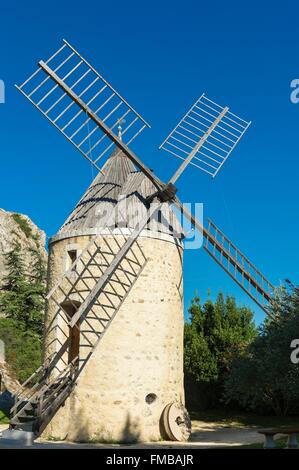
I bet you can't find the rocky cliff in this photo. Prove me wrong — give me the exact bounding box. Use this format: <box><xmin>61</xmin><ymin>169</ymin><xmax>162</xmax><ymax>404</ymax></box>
<box><xmin>0</xmin><ymin>208</ymin><xmax>47</xmax><ymax>280</ymax></box>
<box><xmin>0</xmin><ymin>361</ymin><xmax>20</xmax><ymax>394</ymax></box>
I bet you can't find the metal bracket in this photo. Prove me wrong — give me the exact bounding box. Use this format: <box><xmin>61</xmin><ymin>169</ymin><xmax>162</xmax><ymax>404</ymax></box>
<box><xmin>146</xmin><ymin>182</ymin><xmax>178</xmax><ymax>204</ymax></box>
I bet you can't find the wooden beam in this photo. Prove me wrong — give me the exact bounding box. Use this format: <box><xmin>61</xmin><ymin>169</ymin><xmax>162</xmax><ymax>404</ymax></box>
<box><xmin>38</xmin><ymin>61</ymin><xmax>165</xmax><ymax>192</ymax></box>
<box><xmin>69</xmin><ymin>204</ymin><xmax>161</xmax><ymax>328</ymax></box>
<box><xmin>173</xmin><ymin>196</ymin><xmax>275</xmax><ymax>318</ymax></box>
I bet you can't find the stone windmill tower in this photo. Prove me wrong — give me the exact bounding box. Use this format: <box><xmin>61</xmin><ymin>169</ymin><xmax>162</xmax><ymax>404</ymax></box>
<box><xmin>9</xmin><ymin>40</ymin><xmax>275</xmax><ymax>443</ymax></box>
<box><xmin>43</xmin><ymin>146</ymin><xmax>185</xmax><ymax>442</ymax></box>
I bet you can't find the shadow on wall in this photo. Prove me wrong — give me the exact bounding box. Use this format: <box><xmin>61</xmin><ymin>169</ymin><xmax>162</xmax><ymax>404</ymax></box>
<box><xmin>121</xmin><ymin>413</ymin><xmax>141</xmax><ymax>443</ymax></box>
<box><xmin>64</xmin><ymin>403</ymin><xmax>141</xmax><ymax>444</ymax></box>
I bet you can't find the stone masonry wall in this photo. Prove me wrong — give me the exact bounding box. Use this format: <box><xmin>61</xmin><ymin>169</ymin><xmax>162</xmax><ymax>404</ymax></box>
<box><xmin>43</xmin><ymin>232</ymin><xmax>184</xmax><ymax>443</ymax></box>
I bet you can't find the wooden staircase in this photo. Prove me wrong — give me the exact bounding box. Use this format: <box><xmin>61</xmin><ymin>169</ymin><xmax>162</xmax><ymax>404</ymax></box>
<box><xmin>10</xmin><ymin>359</ymin><xmax>76</xmax><ymax>435</ymax></box>
<box><xmin>9</xmin><ymin>210</ymin><xmax>156</xmax><ymax>437</ymax></box>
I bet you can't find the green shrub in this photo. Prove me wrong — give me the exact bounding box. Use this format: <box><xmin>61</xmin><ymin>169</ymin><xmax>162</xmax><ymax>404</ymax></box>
<box><xmin>11</xmin><ymin>213</ymin><xmax>33</xmax><ymax>239</ymax></box>
<box><xmin>224</xmin><ymin>283</ymin><xmax>299</xmax><ymax>416</ymax></box>
<box><xmin>184</xmin><ymin>293</ymin><xmax>256</xmax><ymax>410</ymax></box>
<box><xmin>0</xmin><ymin>409</ymin><xmax>9</xmax><ymax>424</ymax></box>
<box><xmin>0</xmin><ymin>318</ymin><xmax>41</xmax><ymax>383</ymax></box>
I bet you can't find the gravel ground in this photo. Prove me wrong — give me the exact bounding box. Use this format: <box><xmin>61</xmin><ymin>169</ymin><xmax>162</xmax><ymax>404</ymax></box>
<box><xmin>0</xmin><ymin>421</ymin><xmax>265</xmax><ymax>449</ymax></box>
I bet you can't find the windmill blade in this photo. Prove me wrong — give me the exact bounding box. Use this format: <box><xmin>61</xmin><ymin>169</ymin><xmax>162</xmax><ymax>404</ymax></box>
<box><xmin>16</xmin><ymin>39</ymin><xmax>161</xmax><ymax>187</ymax></box>
<box><xmin>160</xmin><ymin>94</ymin><xmax>251</xmax><ymax>184</ymax></box>
<box><xmin>173</xmin><ymin>197</ymin><xmax>275</xmax><ymax>318</ymax></box>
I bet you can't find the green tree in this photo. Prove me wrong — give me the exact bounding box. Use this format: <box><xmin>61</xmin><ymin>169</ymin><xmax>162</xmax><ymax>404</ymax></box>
<box><xmin>0</xmin><ymin>318</ymin><xmax>41</xmax><ymax>383</ymax></box>
<box><xmin>184</xmin><ymin>293</ymin><xmax>256</xmax><ymax>409</ymax></box>
<box><xmin>0</xmin><ymin>242</ymin><xmax>46</xmax><ymax>335</ymax></box>
<box><xmin>0</xmin><ymin>242</ymin><xmax>46</xmax><ymax>383</ymax></box>
<box><xmin>29</xmin><ymin>247</ymin><xmax>47</xmax><ymax>285</ymax></box>
<box><xmin>224</xmin><ymin>282</ymin><xmax>299</xmax><ymax>416</ymax></box>
<box><xmin>0</xmin><ymin>242</ymin><xmax>28</xmax><ymax>323</ymax></box>
<box><xmin>26</xmin><ymin>247</ymin><xmax>47</xmax><ymax>335</ymax></box>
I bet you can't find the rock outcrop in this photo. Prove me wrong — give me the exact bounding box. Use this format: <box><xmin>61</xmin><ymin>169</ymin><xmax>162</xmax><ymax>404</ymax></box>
<box><xmin>0</xmin><ymin>208</ymin><xmax>47</xmax><ymax>282</ymax></box>
<box><xmin>0</xmin><ymin>361</ymin><xmax>20</xmax><ymax>394</ymax></box>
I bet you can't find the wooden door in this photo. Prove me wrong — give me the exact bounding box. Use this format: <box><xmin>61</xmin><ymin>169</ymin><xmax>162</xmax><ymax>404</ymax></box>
<box><xmin>61</xmin><ymin>301</ymin><xmax>80</xmax><ymax>366</ymax></box>
<box><xmin>68</xmin><ymin>313</ymin><xmax>80</xmax><ymax>365</ymax></box>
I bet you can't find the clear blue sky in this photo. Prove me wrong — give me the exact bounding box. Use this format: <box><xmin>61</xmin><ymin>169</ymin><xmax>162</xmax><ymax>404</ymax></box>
<box><xmin>0</xmin><ymin>0</ymin><xmax>298</xmax><ymax>324</ymax></box>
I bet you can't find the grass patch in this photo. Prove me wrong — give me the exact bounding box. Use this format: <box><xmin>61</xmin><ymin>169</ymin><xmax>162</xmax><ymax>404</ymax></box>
<box><xmin>82</xmin><ymin>438</ymin><xmax>121</xmax><ymax>445</ymax></box>
<box><xmin>11</xmin><ymin>213</ymin><xmax>41</xmax><ymax>247</ymax></box>
<box><xmin>0</xmin><ymin>410</ymin><xmax>9</xmax><ymax>425</ymax></box>
<box><xmin>190</xmin><ymin>409</ymin><xmax>299</xmax><ymax>428</ymax></box>
<box><xmin>12</xmin><ymin>213</ymin><xmax>33</xmax><ymax>239</ymax></box>
<box><xmin>46</xmin><ymin>436</ymin><xmax>65</xmax><ymax>442</ymax></box>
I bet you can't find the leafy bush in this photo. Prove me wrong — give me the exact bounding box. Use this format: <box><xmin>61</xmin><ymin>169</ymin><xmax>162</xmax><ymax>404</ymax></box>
<box><xmin>11</xmin><ymin>213</ymin><xmax>33</xmax><ymax>239</ymax></box>
<box><xmin>184</xmin><ymin>293</ymin><xmax>256</xmax><ymax>410</ymax></box>
<box><xmin>0</xmin><ymin>409</ymin><xmax>9</xmax><ymax>424</ymax></box>
<box><xmin>224</xmin><ymin>283</ymin><xmax>299</xmax><ymax>416</ymax></box>
<box><xmin>0</xmin><ymin>318</ymin><xmax>41</xmax><ymax>383</ymax></box>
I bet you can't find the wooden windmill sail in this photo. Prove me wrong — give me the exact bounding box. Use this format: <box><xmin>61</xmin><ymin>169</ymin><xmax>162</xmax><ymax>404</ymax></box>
<box><xmin>9</xmin><ymin>40</ymin><xmax>275</xmax><ymax>439</ymax></box>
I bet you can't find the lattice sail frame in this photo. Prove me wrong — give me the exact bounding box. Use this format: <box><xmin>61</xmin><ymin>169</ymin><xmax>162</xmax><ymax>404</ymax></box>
<box><xmin>16</xmin><ymin>39</ymin><xmax>150</xmax><ymax>171</ymax></box>
<box><xmin>204</xmin><ymin>218</ymin><xmax>274</xmax><ymax>313</ymax></box>
<box><xmin>160</xmin><ymin>94</ymin><xmax>251</xmax><ymax>179</ymax></box>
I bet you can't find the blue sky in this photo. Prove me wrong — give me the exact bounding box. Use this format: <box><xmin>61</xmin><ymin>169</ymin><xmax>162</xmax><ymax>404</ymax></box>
<box><xmin>0</xmin><ymin>0</ymin><xmax>298</xmax><ymax>324</ymax></box>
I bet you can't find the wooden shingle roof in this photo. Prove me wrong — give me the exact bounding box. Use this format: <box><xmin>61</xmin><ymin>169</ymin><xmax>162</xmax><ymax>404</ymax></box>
<box><xmin>59</xmin><ymin>148</ymin><xmax>183</xmax><ymax>238</ymax></box>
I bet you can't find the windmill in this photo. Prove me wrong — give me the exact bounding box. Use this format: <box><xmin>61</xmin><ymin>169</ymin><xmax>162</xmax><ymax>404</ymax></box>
<box><xmin>7</xmin><ymin>40</ymin><xmax>274</xmax><ymax>443</ymax></box>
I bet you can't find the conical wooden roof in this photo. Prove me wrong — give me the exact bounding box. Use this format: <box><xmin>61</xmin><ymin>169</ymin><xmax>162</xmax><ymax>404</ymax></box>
<box><xmin>58</xmin><ymin>148</ymin><xmax>183</xmax><ymax>238</ymax></box>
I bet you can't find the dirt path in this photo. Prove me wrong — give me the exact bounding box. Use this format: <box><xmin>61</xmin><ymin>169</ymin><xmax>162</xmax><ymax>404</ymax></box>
<box><xmin>0</xmin><ymin>421</ymin><xmax>264</xmax><ymax>448</ymax></box>
<box><xmin>189</xmin><ymin>421</ymin><xmax>263</xmax><ymax>447</ymax></box>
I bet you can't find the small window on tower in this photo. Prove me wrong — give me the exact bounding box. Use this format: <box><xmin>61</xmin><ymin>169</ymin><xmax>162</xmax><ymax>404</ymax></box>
<box><xmin>68</xmin><ymin>250</ymin><xmax>77</xmax><ymax>271</ymax></box>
